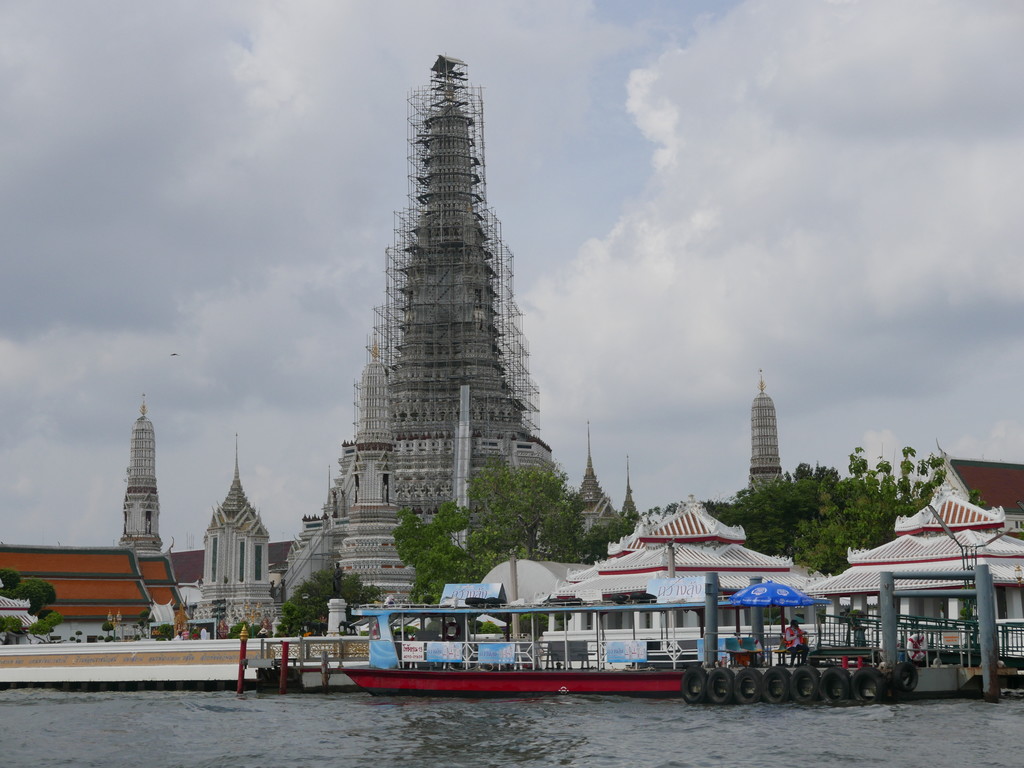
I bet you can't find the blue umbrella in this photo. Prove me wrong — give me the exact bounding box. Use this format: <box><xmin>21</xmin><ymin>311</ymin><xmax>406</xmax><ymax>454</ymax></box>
<box><xmin>729</xmin><ymin>580</ymin><xmax>823</xmax><ymax>607</ymax></box>
<box><xmin>730</xmin><ymin>581</ymin><xmax>827</xmax><ymax>663</ymax></box>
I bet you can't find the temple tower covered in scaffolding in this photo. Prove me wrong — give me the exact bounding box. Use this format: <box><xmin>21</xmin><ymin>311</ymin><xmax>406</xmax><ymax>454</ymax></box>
<box><xmin>337</xmin><ymin>55</ymin><xmax>551</xmax><ymax>528</ymax></box>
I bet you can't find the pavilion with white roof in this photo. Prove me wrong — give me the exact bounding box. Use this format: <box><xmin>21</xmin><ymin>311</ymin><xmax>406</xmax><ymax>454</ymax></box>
<box><xmin>550</xmin><ymin>496</ymin><xmax>818</xmax><ymax>631</ymax></box>
<box><xmin>809</xmin><ymin>486</ymin><xmax>1024</xmax><ymax>620</ymax></box>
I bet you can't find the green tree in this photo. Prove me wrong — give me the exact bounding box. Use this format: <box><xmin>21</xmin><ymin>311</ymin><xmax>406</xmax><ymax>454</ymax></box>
<box><xmin>394</xmin><ymin>502</ymin><xmax>481</xmax><ymax>603</ymax></box>
<box><xmin>467</xmin><ymin>462</ymin><xmax>584</xmax><ymax>568</ymax></box>
<box><xmin>794</xmin><ymin>447</ymin><xmax>946</xmax><ymax>574</ymax></box>
<box><xmin>0</xmin><ymin>568</ymin><xmax>21</xmax><ymax>592</ymax></box>
<box><xmin>27</xmin><ymin>611</ymin><xmax>63</xmax><ymax>637</ymax></box>
<box><xmin>275</xmin><ymin>569</ymin><xmax>381</xmax><ymax>636</ymax></box>
<box><xmin>713</xmin><ymin>463</ymin><xmax>840</xmax><ymax>559</ymax></box>
<box><xmin>578</xmin><ymin>507</ymin><xmax>641</xmax><ymax>564</ymax></box>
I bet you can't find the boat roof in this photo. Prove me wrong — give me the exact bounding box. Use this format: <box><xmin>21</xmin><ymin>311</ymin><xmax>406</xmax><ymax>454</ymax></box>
<box><xmin>352</xmin><ymin>599</ymin><xmax>735</xmax><ymax>618</ymax></box>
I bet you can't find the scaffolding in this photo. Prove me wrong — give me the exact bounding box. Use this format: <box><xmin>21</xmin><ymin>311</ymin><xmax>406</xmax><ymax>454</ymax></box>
<box><xmin>372</xmin><ymin>55</ymin><xmax>539</xmax><ymax>436</ymax></box>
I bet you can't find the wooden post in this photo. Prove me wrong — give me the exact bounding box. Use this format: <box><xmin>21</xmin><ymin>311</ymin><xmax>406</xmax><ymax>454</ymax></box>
<box><xmin>236</xmin><ymin>625</ymin><xmax>248</xmax><ymax>696</ymax></box>
<box><xmin>279</xmin><ymin>641</ymin><xmax>290</xmax><ymax>694</ymax></box>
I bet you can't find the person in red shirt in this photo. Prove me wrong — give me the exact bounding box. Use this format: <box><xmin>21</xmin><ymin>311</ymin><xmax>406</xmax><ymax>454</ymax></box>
<box><xmin>783</xmin><ymin>619</ymin><xmax>808</xmax><ymax>666</ymax></box>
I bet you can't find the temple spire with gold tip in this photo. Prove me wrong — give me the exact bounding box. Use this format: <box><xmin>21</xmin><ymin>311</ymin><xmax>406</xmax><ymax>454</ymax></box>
<box><xmin>621</xmin><ymin>455</ymin><xmax>637</xmax><ymax>516</ymax></box>
<box><xmin>580</xmin><ymin>422</ymin><xmax>616</xmax><ymax>530</ymax></box>
<box><xmin>119</xmin><ymin>396</ymin><xmax>163</xmax><ymax>553</ymax></box>
<box><xmin>749</xmin><ymin>370</ymin><xmax>782</xmax><ymax>486</ymax></box>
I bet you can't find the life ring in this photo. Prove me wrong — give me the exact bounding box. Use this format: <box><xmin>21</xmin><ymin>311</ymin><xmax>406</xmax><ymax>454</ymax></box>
<box><xmin>851</xmin><ymin>666</ymin><xmax>888</xmax><ymax>703</ymax></box>
<box><xmin>733</xmin><ymin>668</ymin><xmax>763</xmax><ymax>705</ymax></box>
<box><xmin>761</xmin><ymin>667</ymin><xmax>791</xmax><ymax>704</ymax></box>
<box><xmin>790</xmin><ymin>665</ymin><xmax>820</xmax><ymax>704</ymax></box>
<box><xmin>443</xmin><ymin>620</ymin><xmax>462</xmax><ymax>641</ymax></box>
<box><xmin>680</xmin><ymin>666</ymin><xmax>707</xmax><ymax>704</ymax></box>
<box><xmin>818</xmin><ymin>666</ymin><xmax>851</xmax><ymax>704</ymax></box>
<box><xmin>907</xmin><ymin>633</ymin><xmax>927</xmax><ymax>664</ymax></box>
<box><xmin>892</xmin><ymin>660</ymin><xmax>919</xmax><ymax>693</ymax></box>
<box><xmin>706</xmin><ymin>667</ymin><xmax>736</xmax><ymax>705</ymax></box>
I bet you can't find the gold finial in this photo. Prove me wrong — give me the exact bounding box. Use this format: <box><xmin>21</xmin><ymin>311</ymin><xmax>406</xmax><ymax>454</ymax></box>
<box><xmin>758</xmin><ymin>370</ymin><xmax>766</xmax><ymax>393</ymax></box>
<box><xmin>240</xmin><ymin>624</ymin><xmax>249</xmax><ymax>641</ymax></box>
<box><xmin>140</xmin><ymin>394</ymin><xmax>148</xmax><ymax>416</ymax></box>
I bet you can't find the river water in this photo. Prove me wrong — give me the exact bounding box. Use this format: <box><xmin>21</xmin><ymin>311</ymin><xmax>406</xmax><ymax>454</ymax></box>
<box><xmin>2</xmin><ymin>689</ymin><xmax>1021</xmax><ymax>768</ymax></box>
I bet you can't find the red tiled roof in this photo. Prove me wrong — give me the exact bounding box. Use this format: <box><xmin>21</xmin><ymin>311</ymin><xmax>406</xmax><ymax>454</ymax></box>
<box><xmin>0</xmin><ymin>547</ymin><xmax>141</xmax><ymax>577</ymax></box>
<box><xmin>169</xmin><ymin>549</ymin><xmax>205</xmax><ymax>583</ymax></box>
<box><xmin>0</xmin><ymin>545</ymin><xmax>182</xmax><ymax>622</ymax></box>
<box><xmin>170</xmin><ymin>541</ymin><xmax>292</xmax><ymax>584</ymax></box>
<box><xmin>950</xmin><ymin>459</ymin><xmax>1024</xmax><ymax>509</ymax></box>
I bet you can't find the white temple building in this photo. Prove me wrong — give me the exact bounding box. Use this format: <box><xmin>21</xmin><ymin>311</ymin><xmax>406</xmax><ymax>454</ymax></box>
<box><xmin>195</xmin><ymin>449</ymin><xmax>274</xmax><ymax>629</ymax></box>
<box><xmin>809</xmin><ymin>486</ymin><xmax>1024</xmax><ymax>620</ymax></box>
<box><xmin>551</xmin><ymin>496</ymin><xmax>816</xmax><ymax>618</ymax></box>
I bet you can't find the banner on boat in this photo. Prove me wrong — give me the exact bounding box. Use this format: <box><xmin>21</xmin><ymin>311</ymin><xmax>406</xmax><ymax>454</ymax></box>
<box><xmin>477</xmin><ymin>643</ymin><xmax>516</xmax><ymax>665</ymax></box>
<box><xmin>439</xmin><ymin>583</ymin><xmax>507</xmax><ymax>607</ymax></box>
<box><xmin>605</xmin><ymin>640</ymin><xmax>647</xmax><ymax>663</ymax></box>
<box><xmin>425</xmin><ymin>642</ymin><xmax>465</xmax><ymax>663</ymax></box>
<box><xmin>646</xmin><ymin>576</ymin><xmax>704</xmax><ymax>603</ymax></box>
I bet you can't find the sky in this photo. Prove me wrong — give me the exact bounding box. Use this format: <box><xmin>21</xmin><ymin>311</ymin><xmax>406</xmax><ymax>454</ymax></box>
<box><xmin>3</xmin><ymin>0</ymin><xmax>1024</xmax><ymax>552</ymax></box>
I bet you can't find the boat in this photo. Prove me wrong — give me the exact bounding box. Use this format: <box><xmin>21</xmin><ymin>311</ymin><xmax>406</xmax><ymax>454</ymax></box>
<box><xmin>345</xmin><ymin>582</ymin><xmax>709</xmax><ymax>698</ymax></box>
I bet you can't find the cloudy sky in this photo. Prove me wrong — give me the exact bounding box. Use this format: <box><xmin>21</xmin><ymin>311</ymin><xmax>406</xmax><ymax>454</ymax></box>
<box><xmin>3</xmin><ymin>0</ymin><xmax>1023</xmax><ymax>551</ymax></box>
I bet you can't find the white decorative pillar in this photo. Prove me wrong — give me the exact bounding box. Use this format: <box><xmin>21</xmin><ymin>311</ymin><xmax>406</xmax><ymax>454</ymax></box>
<box><xmin>328</xmin><ymin>598</ymin><xmax>347</xmax><ymax>637</ymax></box>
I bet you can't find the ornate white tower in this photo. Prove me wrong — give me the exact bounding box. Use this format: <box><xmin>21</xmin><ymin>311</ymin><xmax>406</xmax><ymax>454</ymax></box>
<box><xmin>119</xmin><ymin>398</ymin><xmax>163</xmax><ymax>553</ymax></box>
<box><xmin>336</xmin><ymin>346</ymin><xmax>412</xmax><ymax>597</ymax></box>
<box><xmin>199</xmin><ymin>444</ymin><xmax>273</xmax><ymax>626</ymax></box>
<box><xmin>749</xmin><ymin>371</ymin><xmax>782</xmax><ymax>486</ymax></box>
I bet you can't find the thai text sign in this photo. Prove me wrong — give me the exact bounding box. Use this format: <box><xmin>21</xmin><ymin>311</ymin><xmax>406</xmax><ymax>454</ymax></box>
<box><xmin>477</xmin><ymin>643</ymin><xmax>516</xmax><ymax>665</ymax></box>
<box><xmin>439</xmin><ymin>583</ymin><xmax>506</xmax><ymax>607</ymax></box>
<box><xmin>400</xmin><ymin>642</ymin><xmax>425</xmax><ymax>662</ymax></box>
<box><xmin>425</xmin><ymin>642</ymin><xmax>464</xmax><ymax>663</ymax></box>
<box><xmin>605</xmin><ymin>640</ymin><xmax>647</xmax><ymax>663</ymax></box>
<box><xmin>647</xmin><ymin>576</ymin><xmax>704</xmax><ymax>603</ymax></box>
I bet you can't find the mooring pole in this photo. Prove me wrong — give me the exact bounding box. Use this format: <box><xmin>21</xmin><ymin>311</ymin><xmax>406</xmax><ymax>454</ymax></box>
<box><xmin>975</xmin><ymin>563</ymin><xmax>1000</xmax><ymax>703</ymax></box>
<box><xmin>703</xmin><ymin>571</ymin><xmax>719</xmax><ymax>668</ymax></box>
<box><xmin>279</xmin><ymin>640</ymin><xmax>289</xmax><ymax>695</ymax></box>
<box><xmin>748</xmin><ymin>576</ymin><xmax>764</xmax><ymax>661</ymax></box>
<box><xmin>879</xmin><ymin>571</ymin><xmax>897</xmax><ymax>666</ymax></box>
<box><xmin>236</xmin><ymin>625</ymin><xmax>248</xmax><ymax>696</ymax></box>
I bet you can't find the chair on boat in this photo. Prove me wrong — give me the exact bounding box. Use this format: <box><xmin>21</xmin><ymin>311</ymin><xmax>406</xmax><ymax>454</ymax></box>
<box><xmin>546</xmin><ymin>640</ymin><xmax>591</xmax><ymax>669</ymax></box>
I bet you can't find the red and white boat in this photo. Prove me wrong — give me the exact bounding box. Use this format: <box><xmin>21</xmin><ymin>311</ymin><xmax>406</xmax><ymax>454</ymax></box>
<box><xmin>346</xmin><ymin>583</ymin><xmax>710</xmax><ymax>698</ymax></box>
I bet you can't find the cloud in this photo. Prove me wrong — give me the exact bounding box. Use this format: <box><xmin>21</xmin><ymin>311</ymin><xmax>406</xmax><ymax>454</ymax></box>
<box><xmin>2</xmin><ymin>0</ymin><xmax>1023</xmax><ymax>550</ymax></box>
<box><xmin>527</xmin><ymin>0</ymin><xmax>1024</xmax><ymax>507</ymax></box>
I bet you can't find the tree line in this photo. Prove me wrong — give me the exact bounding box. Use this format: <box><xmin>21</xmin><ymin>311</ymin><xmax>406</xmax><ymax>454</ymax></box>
<box><xmin>392</xmin><ymin>446</ymin><xmax>962</xmax><ymax>600</ymax></box>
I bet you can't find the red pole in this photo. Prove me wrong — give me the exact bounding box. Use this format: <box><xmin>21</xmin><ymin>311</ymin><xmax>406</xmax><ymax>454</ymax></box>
<box><xmin>279</xmin><ymin>640</ymin><xmax>289</xmax><ymax>694</ymax></box>
<box><xmin>236</xmin><ymin>625</ymin><xmax>248</xmax><ymax>696</ymax></box>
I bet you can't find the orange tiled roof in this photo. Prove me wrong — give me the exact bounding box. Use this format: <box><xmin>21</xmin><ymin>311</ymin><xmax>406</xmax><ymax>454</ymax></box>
<box><xmin>0</xmin><ymin>545</ymin><xmax>182</xmax><ymax>622</ymax></box>
<box><xmin>0</xmin><ymin>546</ymin><xmax>140</xmax><ymax>577</ymax></box>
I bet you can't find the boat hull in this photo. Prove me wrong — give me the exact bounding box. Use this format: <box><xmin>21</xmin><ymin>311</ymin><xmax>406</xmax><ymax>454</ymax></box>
<box><xmin>344</xmin><ymin>668</ymin><xmax>687</xmax><ymax>698</ymax></box>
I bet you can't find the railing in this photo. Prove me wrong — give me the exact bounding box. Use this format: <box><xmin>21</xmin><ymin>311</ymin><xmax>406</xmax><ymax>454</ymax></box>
<box><xmin>258</xmin><ymin>637</ymin><xmax>369</xmax><ymax>664</ymax></box>
<box><xmin>816</xmin><ymin>613</ymin><xmax>1024</xmax><ymax>666</ymax></box>
<box><xmin>390</xmin><ymin>639</ymin><xmax>699</xmax><ymax>671</ymax></box>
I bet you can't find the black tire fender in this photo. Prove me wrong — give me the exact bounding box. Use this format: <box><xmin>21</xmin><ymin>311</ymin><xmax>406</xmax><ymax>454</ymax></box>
<box><xmin>706</xmin><ymin>667</ymin><xmax>736</xmax><ymax>705</ymax></box>
<box><xmin>762</xmin><ymin>666</ymin><xmax>791</xmax><ymax>704</ymax></box>
<box><xmin>733</xmin><ymin>667</ymin><xmax>763</xmax><ymax>705</ymax></box>
<box><xmin>681</xmin><ymin>666</ymin><xmax>708</xmax><ymax>704</ymax></box>
<box><xmin>892</xmin><ymin>660</ymin><xmax>919</xmax><ymax>693</ymax></box>
<box><xmin>851</xmin><ymin>666</ymin><xmax>888</xmax><ymax>703</ymax></box>
<box><xmin>818</xmin><ymin>666</ymin><xmax>851</xmax><ymax>704</ymax></box>
<box><xmin>790</xmin><ymin>665</ymin><xmax>820</xmax><ymax>704</ymax></box>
